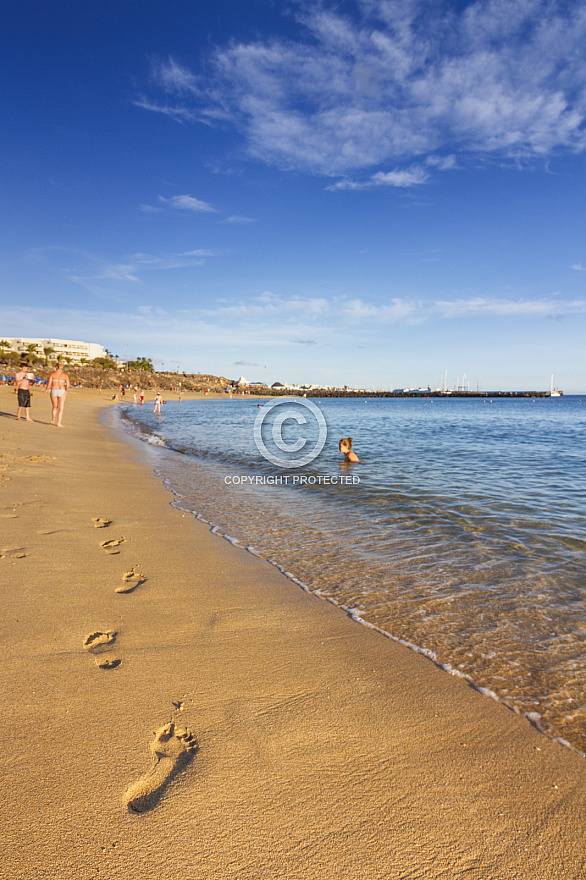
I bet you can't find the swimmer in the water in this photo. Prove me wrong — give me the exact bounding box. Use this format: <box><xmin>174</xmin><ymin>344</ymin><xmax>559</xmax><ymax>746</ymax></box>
<box><xmin>338</xmin><ymin>437</ymin><xmax>360</xmax><ymax>462</ymax></box>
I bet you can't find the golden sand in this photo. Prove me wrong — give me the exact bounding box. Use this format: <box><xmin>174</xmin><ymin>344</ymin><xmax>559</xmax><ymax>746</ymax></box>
<box><xmin>1</xmin><ymin>385</ymin><xmax>585</xmax><ymax>879</ymax></box>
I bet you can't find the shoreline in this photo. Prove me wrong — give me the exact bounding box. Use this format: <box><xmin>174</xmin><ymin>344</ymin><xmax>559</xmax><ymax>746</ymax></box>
<box><xmin>1</xmin><ymin>386</ymin><xmax>585</xmax><ymax>878</ymax></box>
<box><xmin>150</xmin><ymin>451</ymin><xmax>585</xmax><ymax>761</ymax></box>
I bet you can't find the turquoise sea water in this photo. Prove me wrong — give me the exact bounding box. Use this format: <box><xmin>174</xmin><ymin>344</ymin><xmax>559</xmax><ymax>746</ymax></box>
<box><xmin>120</xmin><ymin>395</ymin><xmax>586</xmax><ymax>754</ymax></box>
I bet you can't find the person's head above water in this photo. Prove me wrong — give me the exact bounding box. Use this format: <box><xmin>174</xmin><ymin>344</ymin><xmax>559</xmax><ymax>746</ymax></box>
<box><xmin>339</xmin><ymin>437</ymin><xmax>360</xmax><ymax>462</ymax></box>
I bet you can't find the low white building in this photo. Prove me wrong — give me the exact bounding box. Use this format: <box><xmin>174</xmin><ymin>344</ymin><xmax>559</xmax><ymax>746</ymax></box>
<box><xmin>4</xmin><ymin>337</ymin><xmax>106</xmax><ymax>364</ymax></box>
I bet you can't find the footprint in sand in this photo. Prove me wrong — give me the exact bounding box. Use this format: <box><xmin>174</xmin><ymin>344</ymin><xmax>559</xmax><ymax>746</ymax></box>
<box><xmin>95</xmin><ymin>657</ymin><xmax>122</xmax><ymax>669</ymax></box>
<box><xmin>0</xmin><ymin>547</ymin><xmax>26</xmax><ymax>559</ymax></box>
<box><xmin>100</xmin><ymin>537</ymin><xmax>125</xmax><ymax>554</ymax></box>
<box><xmin>123</xmin><ymin>723</ymin><xmax>198</xmax><ymax>815</ymax></box>
<box><xmin>92</xmin><ymin>517</ymin><xmax>112</xmax><ymax>529</ymax></box>
<box><xmin>83</xmin><ymin>631</ymin><xmax>117</xmax><ymax>653</ymax></box>
<box><xmin>115</xmin><ymin>568</ymin><xmax>146</xmax><ymax>594</ymax></box>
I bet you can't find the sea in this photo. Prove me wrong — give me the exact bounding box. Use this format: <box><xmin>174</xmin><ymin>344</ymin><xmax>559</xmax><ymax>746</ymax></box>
<box><xmin>116</xmin><ymin>394</ymin><xmax>586</xmax><ymax>755</ymax></box>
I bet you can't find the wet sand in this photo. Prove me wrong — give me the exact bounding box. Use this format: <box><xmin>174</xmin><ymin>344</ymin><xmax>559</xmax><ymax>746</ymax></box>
<box><xmin>1</xmin><ymin>386</ymin><xmax>585</xmax><ymax>879</ymax></box>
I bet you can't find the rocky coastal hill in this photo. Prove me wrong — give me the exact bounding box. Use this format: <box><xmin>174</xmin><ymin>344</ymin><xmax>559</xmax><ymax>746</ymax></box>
<box><xmin>1</xmin><ymin>362</ymin><xmax>232</xmax><ymax>392</ymax></box>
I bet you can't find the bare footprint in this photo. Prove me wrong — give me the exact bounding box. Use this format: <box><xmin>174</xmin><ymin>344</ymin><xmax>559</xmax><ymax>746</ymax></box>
<box><xmin>100</xmin><ymin>537</ymin><xmax>125</xmax><ymax>554</ymax></box>
<box><xmin>83</xmin><ymin>631</ymin><xmax>117</xmax><ymax>653</ymax></box>
<box><xmin>92</xmin><ymin>517</ymin><xmax>112</xmax><ymax>529</ymax></box>
<box><xmin>95</xmin><ymin>657</ymin><xmax>122</xmax><ymax>669</ymax></box>
<box><xmin>123</xmin><ymin>723</ymin><xmax>198</xmax><ymax>815</ymax></box>
<box><xmin>0</xmin><ymin>547</ymin><xmax>26</xmax><ymax>559</ymax></box>
<box><xmin>115</xmin><ymin>568</ymin><xmax>146</xmax><ymax>594</ymax></box>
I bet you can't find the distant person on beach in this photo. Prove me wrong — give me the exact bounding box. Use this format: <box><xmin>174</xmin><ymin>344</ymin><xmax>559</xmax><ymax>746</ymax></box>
<box><xmin>339</xmin><ymin>437</ymin><xmax>360</xmax><ymax>462</ymax></box>
<box><xmin>153</xmin><ymin>391</ymin><xmax>163</xmax><ymax>414</ymax></box>
<box><xmin>46</xmin><ymin>361</ymin><xmax>70</xmax><ymax>427</ymax></box>
<box><xmin>139</xmin><ymin>389</ymin><xmax>145</xmax><ymax>405</ymax></box>
<box><xmin>15</xmin><ymin>362</ymin><xmax>34</xmax><ymax>421</ymax></box>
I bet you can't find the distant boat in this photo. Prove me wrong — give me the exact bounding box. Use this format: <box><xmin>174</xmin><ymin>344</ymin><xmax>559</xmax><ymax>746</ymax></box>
<box><xmin>550</xmin><ymin>375</ymin><xmax>562</xmax><ymax>397</ymax></box>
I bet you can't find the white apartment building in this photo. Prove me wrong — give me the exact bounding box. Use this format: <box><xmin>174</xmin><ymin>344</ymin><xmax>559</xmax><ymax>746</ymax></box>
<box><xmin>5</xmin><ymin>337</ymin><xmax>106</xmax><ymax>364</ymax></box>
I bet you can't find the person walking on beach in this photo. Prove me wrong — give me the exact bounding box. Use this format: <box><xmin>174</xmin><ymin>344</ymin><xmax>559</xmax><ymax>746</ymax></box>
<box><xmin>15</xmin><ymin>362</ymin><xmax>34</xmax><ymax>421</ymax></box>
<box><xmin>46</xmin><ymin>361</ymin><xmax>70</xmax><ymax>427</ymax></box>
<box><xmin>139</xmin><ymin>389</ymin><xmax>145</xmax><ymax>405</ymax></box>
<box><xmin>153</xmin><ymin>390</ymin><xmax>163</xmax><ymax>414</ymax></box>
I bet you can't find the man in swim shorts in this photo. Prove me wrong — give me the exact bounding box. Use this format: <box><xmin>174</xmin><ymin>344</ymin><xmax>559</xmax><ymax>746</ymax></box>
<box><xmin>15</xmin><ymin>362</ymin><xmax>34</xmax><ymax>421</ymax></box>
<box><xmin>46</xmin><ymin>361</ymin><xmax>70</xmax><ymax>427</ymax></box>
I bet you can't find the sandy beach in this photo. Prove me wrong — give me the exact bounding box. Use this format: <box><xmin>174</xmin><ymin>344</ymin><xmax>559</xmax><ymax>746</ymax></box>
<box><xmin>1</xmin><ymin>386</ymin><xmax>585</xmax><ymax>879</ymax></box>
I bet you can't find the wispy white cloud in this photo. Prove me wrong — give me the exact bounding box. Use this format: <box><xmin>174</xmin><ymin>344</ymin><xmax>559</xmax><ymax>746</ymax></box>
<box><xmin>177</xmin><ymin>248</ymin><xmax>220</xmax><ymax>257</ymax></box>
<box><xmin>158</xmin><ymin>194</ymin><xmax>217</xmax><ymax>212</ymax></box>
<box><xmin>138</xmin><ymin>0</ymin><xmax>586</xmax><ymax>183</ymax></box>
<box><xmin>2</xmin><ymin>294</ymin><xmax>585</xmax><ymax>371</ymax></box>
<box><xmin>222</xmin><ymin>215</ymin><xmax>256</xmax><ymax>224</ymax></box>
<box><xmin>25</xmin><ymin>246</ymin><xmax>217</xmax><ymax>296</ymax></box>
<box><xmin>570</xmin><ymin>263</ymin><xmax>586</xmax><ymax>271</ymax></box>
<box><xmin>341</xmin><ymin>294</ymin><xmax>586</xmax><ymax>321</ymax></box>
<box><xmin>215</xmin><ymin>292</ymin><xmax>586</xmax><ymax>325</ymax></box>
<box><xmin>21</xmin><ymin>250</ymin><xmax>586</xmax><ymax>325</ymax></box>
<box><xmin>151</xmin><ymin>57</ymin><xmax>200</xmax><ymax>95</ymax></box>
<box><xmin>425</xmin><ymin>155</ymin><xmax>457</xmax><ymax>171</ymax></box>
<box><xmin>133</xmin><ymin>97</ymin><xmax>197</xmax><ymax>124</ymax></box>
<box><xmin>327</xmin><ymin>165</ymin><xmax>429</xmax><ymax>190</ymax></box>
<box><xmin>432</xmin><ymin>296</ymin><xmax>586</xmax><ymax>318</ymax></box>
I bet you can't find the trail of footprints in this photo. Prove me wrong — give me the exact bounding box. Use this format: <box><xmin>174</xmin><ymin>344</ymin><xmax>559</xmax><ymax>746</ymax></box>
<box><xmin>83</xmin><ymin>516</ymin><xmax>197</xmax><ymax>814</ymax></box>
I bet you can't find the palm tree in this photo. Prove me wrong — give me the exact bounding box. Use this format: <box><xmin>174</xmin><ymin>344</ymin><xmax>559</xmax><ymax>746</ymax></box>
<box><xmin>25</xmin><ymin>343</ymin><xmax>39</xmax><ymax>365</ymax></box>
<box><xmin>0</xmin><ymin>339</ymin><xmax>12</xmax><ymax>359</ymax></box>
<box><xmin>43</xmin><ymin>346</ymin><xmax>55</xmax><ymax>365</ymax></box>
<box><xmin>128</xmin><ymin>356</ymin><xmax>154</xmax><ymax>372</ymax></box>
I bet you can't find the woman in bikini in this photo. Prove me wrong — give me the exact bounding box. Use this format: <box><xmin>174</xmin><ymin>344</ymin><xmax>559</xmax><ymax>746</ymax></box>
<box><xmin>46</xmin><ymin>361</ymin><xmax>71</xmax><ymax>427</ymax></box>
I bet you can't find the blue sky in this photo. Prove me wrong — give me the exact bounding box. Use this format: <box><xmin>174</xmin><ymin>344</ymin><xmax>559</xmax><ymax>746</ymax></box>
<box><xmin>2</xmin><ymin>0</ymin><xmax>586</xmax><ymax>391</ymax></box>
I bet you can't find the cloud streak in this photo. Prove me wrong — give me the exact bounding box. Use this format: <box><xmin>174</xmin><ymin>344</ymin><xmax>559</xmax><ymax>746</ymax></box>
<box><xmin>26</xmin><ymin>246</ymin><xmax>218</xmax><ymax>296</ymax></box>
<box><xmin>138</xmin><ymin>0</ymin><xmax>586</xmax><ymax>182</ymax></box>
<box><xmin>157</xmin><ymin>194</ymin><xmax>217</xmax><ymax>212</ymax></box>
<box><xmin>2</xmin><ymin>293</ymin><xmax>584</xmax><ymax>382</ymax></box>
<box><xmin>327</xmin><ymin>165</ymin><xmax>430</xmax><ymax>190</ymax></box>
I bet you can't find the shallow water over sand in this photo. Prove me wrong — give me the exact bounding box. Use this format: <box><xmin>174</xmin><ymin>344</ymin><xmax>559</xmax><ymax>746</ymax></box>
<box><xmin>121</xmin><ymin>395</ymin><xmax>586</xmax><ymax>753</ymax></box>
